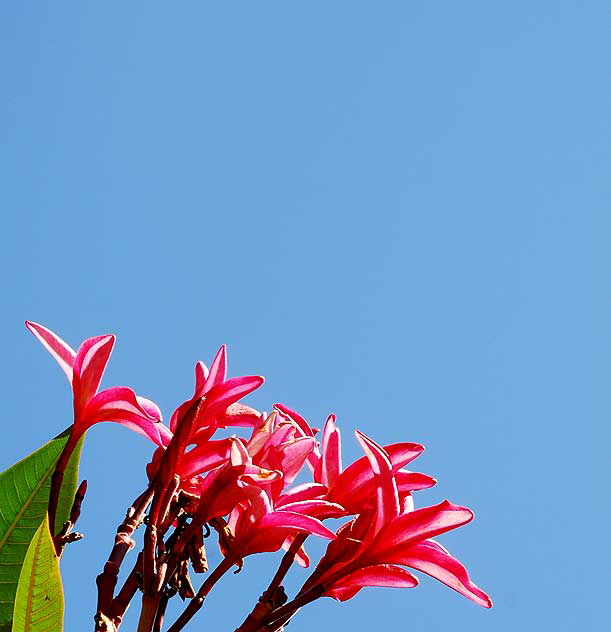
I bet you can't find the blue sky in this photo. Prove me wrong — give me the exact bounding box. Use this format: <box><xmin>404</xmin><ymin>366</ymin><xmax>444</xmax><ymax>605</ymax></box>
<box><xmin>1</xmin><ymin>2</ymin><xmax>608</xmax><ymax>630</ymax></box>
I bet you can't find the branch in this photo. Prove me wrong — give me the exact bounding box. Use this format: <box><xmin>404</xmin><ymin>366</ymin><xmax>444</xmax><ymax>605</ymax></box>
<box><xmin>95</xmin><ymin>485</ymin><xmax>155</xmax><ymax>629</ymax></box>
<box><xmin>166</xmin><ymin>557</ymin><xmax>234</xmax><ymax>632</ymax></box>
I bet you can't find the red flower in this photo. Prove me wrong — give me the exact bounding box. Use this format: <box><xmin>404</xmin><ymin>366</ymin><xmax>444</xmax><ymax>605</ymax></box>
<box><xmin>26</xmin><ymin>321</ymin><xmax>171</xmax><ymax>453</ymax></box>
<box><xmin>314</xmin><ymin>416</ymin><xmax>437</xmax><ymax>513</ymax></box>
<box><xmin>226</xmin><ymin>486</ymin><xmax>337</xmax><ymax>565</ymax></box>
<box><xmin>303</xmin><ymin>431</ymin><xmax>492</xmax><ymax>607</ymax></box>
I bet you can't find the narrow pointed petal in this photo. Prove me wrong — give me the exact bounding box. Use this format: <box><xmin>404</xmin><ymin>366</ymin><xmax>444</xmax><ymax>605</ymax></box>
<box><xmin>276</xmin><ymin>437</ymin><xmax>317</xmax><ymax>486</ymax></box>
<box><xmin>203</xmin><ymin>345</ymin><xmax>227</xmax><ymax>393</ymax></box>
<box><xmin>396</xmin><ymin>470</ymin><xmax>437</xmax><ymax>493</ymax></box>
<box><xmin>273</xmin><ymin>403</ymin><xmax>316</xmax><ymax>437</ymax></box>
<box><xmin>80</xmin><ymin>386</ymin><xmax>171</xmax><ymax>446</ymax></box>
<box><xmin>277</xmin><ymin>500</ymin><xmax>346</xmax><ymax>519</ymax></box>
<box><xmin>324</xmin><ymin>564</ymin><xmax>419</xmax><ymax>600</ymax></box>
<box><xmin>136</xmin><ymin>396</ymin><xmax>163</xmax><ymax>422</ymax></box>
<box><xmin>355</xmin><ymin>431</ymin><xmax>400</xmax><ymax>534</ymax></box>
<box><xmin>194</xmin><ymin>361</ymin><xmax>209</xmax><ymax>396</ymax></box>
<box><xmin>259</xmin><ymin>511</ymin><xmax>337</xmax><ymax>540</ymax></box>
<box><xmin>72</xmin><ymin>334</ymin><xmax>115</xmax><ymax>408</ymax></box>
<box><xmin>203</xmin><ymin>375</ymin><xmax>265</xmax><ymax>418</ymax></box>
<box><xmin>178</xmin><ymin>439</ymin><xmax>233</xmax><ymax>478</ymax></box>
<box><xmin>230</xmin><ymin>437</ymin><xmax>251</xmax><ymax>466</ymax></box>
<box><xmin>26</xmin><ymin>321</ymin><xmax>76</xmax><ymax>381</ymax></box>
<box><xmin>371</xmin><ymin>500</ymin><xmax>474</xmax><ymax>557</ymax></box>
<box><xmin>323</xmin><ymin>585</ymin><xmax>361</xmax><ymax>601</ymax></box>
<box><xmin>315</xmin><ymin>415</ymin><xmax>342</xmax><ymax>488</ymax></box>
<box><xmin>276</xmin><ymin>483</ymin><xmax>328</xmax><ymax>505</ymax></box>
<box><xmin>391</xmin><ymin>540</ymin><xmax>492</xmax><ymax>608</ymax></box>
<box><xmin>216</xmin><ymin>403</ymin><xmax>262</xmax><ymax>428</ymax></box>
<box><xmin>329</xmin><ymin>441</ymin><xmax>424</xmax><ymax>508</ymax></box>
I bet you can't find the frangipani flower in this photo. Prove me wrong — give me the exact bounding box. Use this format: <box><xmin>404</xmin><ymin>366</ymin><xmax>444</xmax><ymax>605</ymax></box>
<box><xmin>169</xmin><ymin>346</ymin><xmax>262</xmax><ymax>442</ymax></box>
<box><xmin>247</xmin><ymin>410</ymin><xmax>318</xmax><ymax>499</ymax></box>
<box><xmin>146</xmin><ymin>349</ymin><xmax>265</xmax><ymax>486</ymax></box>
<box><xmin>303</xmin><ymin>431</ymin><xmax>492</xmax><ymax>608</ymax></box>
<box><xmin>26</xmin><ymin>321</ymin><xmax>171</xmax><ymax>457</ymax></box>
<box><xmin>314</xmin><ymin>415</ymin><xmax>437</xmax><ymax>513</ymax></box>
<box><xmin>226</xmin><ymin>486</ymin><xmax>337</xmax><ymax>566</ymax></box>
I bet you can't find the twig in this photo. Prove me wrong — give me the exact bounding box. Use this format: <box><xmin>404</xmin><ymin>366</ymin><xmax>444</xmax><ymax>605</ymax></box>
<box><xmin>95</xmin><ymin>485</ymin><xmax>155</xmax><ymax>629</ymax></box>
<box><xmin>235</xmin><ymin>535</ymin><xmax>307</xmax><ymax>632</ymax></box>
<box><xmin>108</xmin><ymin>554</ymin><xmax>142</xmax><ymax>627</ymax></box>
<box><xmin>166</xmin><ymin>557</ymin><xmax>234</xmax><ymax>632</ymax></box>
<box><xmin>261</xmin><ymin>586</ymin><xmax>324</xmax><ymax>629</ymax></box>
<box><xmin>54</xmin><ymin>479</ymin><xmax>88</xmax><ymax>555</ymax></box>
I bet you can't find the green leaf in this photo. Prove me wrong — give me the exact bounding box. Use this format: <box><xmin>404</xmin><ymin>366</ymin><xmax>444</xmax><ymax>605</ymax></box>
<box><xmin>12</xmin><ymin>516</ymin><xmax>64</xmax><ymax>632</ymax></box>
<box><xmin>0</xmin><ymin>429</ymin><xmax>83</xmax><ymax>629</ymax></box>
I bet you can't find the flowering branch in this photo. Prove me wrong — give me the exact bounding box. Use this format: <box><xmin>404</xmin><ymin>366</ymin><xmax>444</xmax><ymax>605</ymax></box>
<box><xmin>12</xmin><ymin>321</ymin><xmax>493</xmax><ymax>632</ymax></box>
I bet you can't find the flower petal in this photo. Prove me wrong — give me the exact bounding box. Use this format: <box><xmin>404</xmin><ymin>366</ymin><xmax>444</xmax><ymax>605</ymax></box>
<box><xmin>329</xmin><ymin>441</ymin><xmax>424</xmax><ymax>509</ymax></box>
<box><xmin>194</xmin><ymin>361</ymin><xmax>209</xmax><ymax>396</ymax></box>
<box><xmin>277</xmin><ymin>500</ymin><xmax>346</xmax><ymax>519</ymax></box>
<box><xmin>314</xmin><ymin>415</ymin><xmax>342</xmax><ymax>488</ymax></box>
<box><xmin>273</xmin><ymin>403</ymin><xmax>316</xmax><ymax>437</ymax></box>
<box><xmin>203</xmin><ymin>345</ymin><xmax>227</xmax><ymax>394</ymax></box>
<box><xmin>178</xmin><ymin>439</ymin><xmax>233</xmax><ymax>479</ymax></box>
<box><xmin>324</xmin><ymin>564</ymin><xmax>418</xmax><ymax>601</ymax></box>
<box><xmin>259</xmin><ymin>511</ymin><xmax>337</xmax><ymax>540</ymax></box>
<box><xmin>203</xmin><ymin>375</ymin><xmax>265</xmax><ymax>418</ymax></box>
<box><xmin>216</xmin><ymin>403</ymin><xmax>262</xmax><ymax>428</ymax></box>
<box><xmin>26</xmin><ymin>321</ymin><xmax>76</xmax><ymax>381</ymax></box>
<box><xmin>370</xmin><ymin>500</ymin><xmax>474</xmax><ymax>558</ymax></box>
<box><xmin>276</xmin><ymin>483</ymin><xmax>328</xmax><ymax>505</ymax></box>
<box><xmin>72</xmin><ymin>334</ymin><xmax>115</xmax><ymax>409</ymax></box>
<box><xmin>80</xmin><ymin>386</ymin><xmax>171</xmax><ymax>446</ymax></box>
<box><xmin>355</xmin><ymin>431</ymin><xmax>400</xmax><ymax>535</ymax></box>
<box><xmin>396</xmin><ymin>470</ymin><xmax>437</xmax><ymax>493</ymax></box>
<box><xmin>390</xmin><ymin>540</ymin><xmax>492</xmax><ymax>608</ymax></box>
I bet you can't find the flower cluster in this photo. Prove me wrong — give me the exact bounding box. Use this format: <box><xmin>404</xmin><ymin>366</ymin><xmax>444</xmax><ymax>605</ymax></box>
<box><xmin>27</xmin><ymin>322</ymin><xmax>491</xmax><ymax>632</ymax></box>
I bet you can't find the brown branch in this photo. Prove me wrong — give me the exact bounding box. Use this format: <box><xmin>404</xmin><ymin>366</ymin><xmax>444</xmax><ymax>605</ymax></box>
<box><xmin>166</xmin><ymin>557</ymin><xmax>234</xmax><ymax>632</ymax></box>
<box><xmin>54</xmin><ymin>479</ymin><xmax>87</xmax><ymax>555</ymax></box>
<box><xmin>95</xmin><ymin>485</ymin><xmax>155</xmax><ymax>630</ymax></box>
<box><xmin>235</xmin><ymin>535</ymin><xmax>307</xmax><ymax>632</ymax></box>
<box><xmin>260</xmin><ymin>586</ymin><xmax>324</xmax><ymax>629</ymax></box>
<box><xmin>108</xmin><ymin>554</ymin><xmax>142</xmax><ymax>627</ymax></box>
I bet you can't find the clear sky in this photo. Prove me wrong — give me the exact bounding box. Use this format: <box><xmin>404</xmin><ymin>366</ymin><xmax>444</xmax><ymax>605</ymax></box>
<box><xmin>1</xmin><ymin>2</ymin><xmax>608</xmax><ymax>630</ymax></box>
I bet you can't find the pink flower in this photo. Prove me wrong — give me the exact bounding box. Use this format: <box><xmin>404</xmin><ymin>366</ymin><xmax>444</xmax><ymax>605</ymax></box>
<box><xmin>303</xmin><ymin>431</ymin><xmax>492</xmax><ymax>608</ymax></box>
<box><xmin>246</xmin><ymin>410</ymin><xmax>318</xmax><ymax>500</ymax></box>
<box><xmin>146</xmin><ymin>349</ymin><xmax>265</xmax><ymax>485</ymax></box>
<box><xmin>226</xmin><ymin>486</ymin><xmax>337</xmax><ymax>566</ymax></box>
<box><xmin>309</xmin><ymin>413</ymin><xmax>437</xmax><ymax>513</ymax></box>
<box><xmin>26</xmin><ymin>321</ymin><xmax>171</xmax><ymax>452</ymax></box>
<box><xmin>169</xmin><ymin>347</ymin><xmax>263</xmax><ymax>443</ymax></box>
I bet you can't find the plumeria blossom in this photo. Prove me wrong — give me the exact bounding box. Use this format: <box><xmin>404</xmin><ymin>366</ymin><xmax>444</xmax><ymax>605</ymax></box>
<box><xmin>301</xmin><ymin>431</ymin><xmax>492</xmax><ymax>607</ymax></box>
<box><xmin>146</xmin><ymin>348</ymin><xmax>265</xmax><ymax>484</ymax></box>
<box><xmin>246</xmin><ymin>410</ymin><xmax>318</xmax><ymax>499</ymax></box>
<box><xmin>313</xmin><ymin>414</ymin><xmax>437</xmax><ymax>514</ymax></box>
<box><xmin>226</xmin><ymin>486</ymin><xmax>337</xmax><ymax>567</ymax></box>
<box><xmin>26</xmin><ymin>322</ymin><xmax>491</xmax><ymax>630</ymax></box>
<box><xmin>26</xmin><ymin>321</ymin><xmax>171</xmax><ymax>457</ymax></box>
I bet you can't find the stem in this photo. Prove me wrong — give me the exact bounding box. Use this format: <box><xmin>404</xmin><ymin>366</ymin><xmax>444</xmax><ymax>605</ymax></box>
<box><xmin>261</xmin><ymin>586</ymin><xmax>324</xmax><ymax>628</ymax></box>
<box><xmin>235</xmin><ymin>535</ymin><xmax>308</xmax><ymax>632</ymax></box>
<box><xmin>166</xmin><ymin>557</ymin><xmax>234</xmax><ymax>632</ymax></box>
<box><xmin>47</xmin><ymin>439</ymin><xmax>74</xmax><ymax>546</ymax></box>
<box><xmin>54</xmin><ymin>479</ymin><xmax>88</xmax><ymax>555</ymax></box>
<box><xmin>95</xmin><ymin>486</ymin><xmax>155</xmax><ymax>630</ymax></box>
<box><xmin>108</xmin><ymin>554</ymin><xmax>142</xmax><ymax>626</ymax></box>
<box><xmin>152</xmin><ymin>593</ymin><xmax>169</xmax><ymax>632</ymax></box>
<box><xmin>137</xmin><ymin>593</ymin><xmax>162</xmax><ymax>632</ymax></box>
<box><xmin>261</xmin><ymin>534</ymin><xmax>307</xmax><ymax>603</ymax></box>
